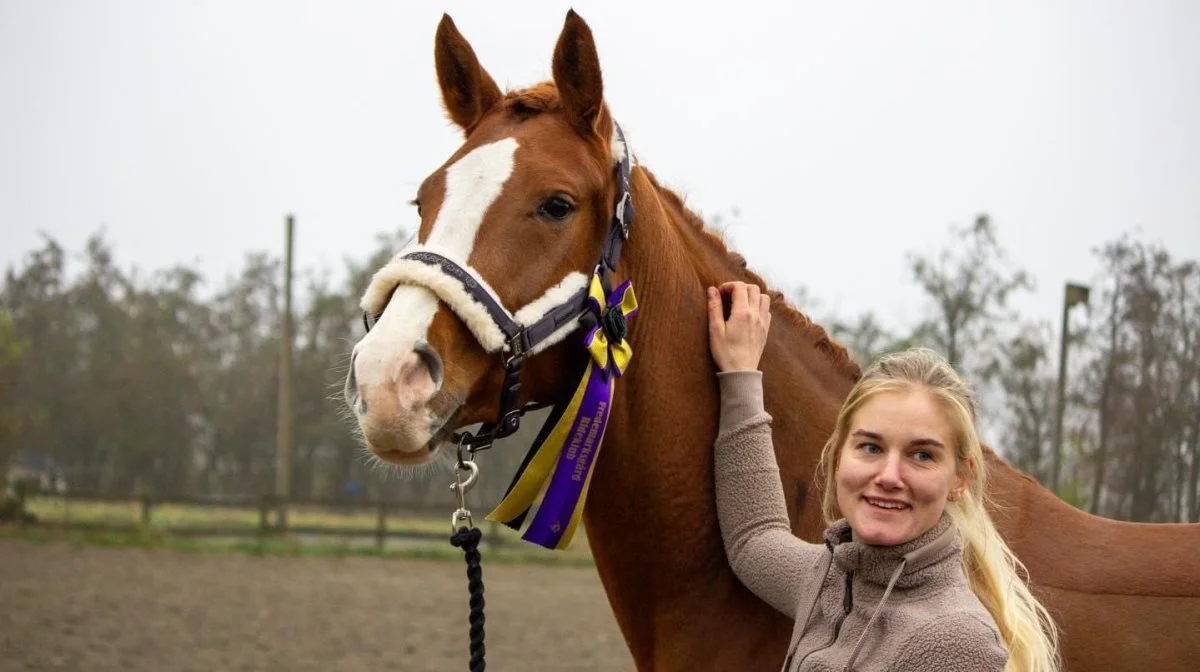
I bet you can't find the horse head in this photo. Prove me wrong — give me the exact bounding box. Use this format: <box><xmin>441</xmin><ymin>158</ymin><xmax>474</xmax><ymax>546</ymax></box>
<box><xmin>345</xmin><ymin>11</ymin><xmax>629</xmax><ymax>466</ymax></box>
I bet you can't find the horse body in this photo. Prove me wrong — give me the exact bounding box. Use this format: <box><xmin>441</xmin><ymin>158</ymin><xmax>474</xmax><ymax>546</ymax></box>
<box><xmin>347</xmin><ymin>11</ymin><xmax>1200</xmax><ymax>670</ymax></box>
<box><xmin>583</xmin><ymin>162</ymin><xmax>1200</xmax><ymax>671</ymax></box>
<box><xmin>984</xmin><ymin>454</ymin><xmax>1200</xmax><ymax>670</ymax></box>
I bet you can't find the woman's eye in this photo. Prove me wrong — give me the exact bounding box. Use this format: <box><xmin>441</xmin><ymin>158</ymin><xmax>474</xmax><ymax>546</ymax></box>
<box><xmin>858</xmin><ymin>442</ymin><xmax>882</xmax><ymax>454</ymax></box>
<box><xmin>537</xmin><ymin>196</ymin><xmax>575</xmax><ymax>222</ymax></box>
<box><xmin>913</xmin><ymin>451</ymin><xmax>933</xmax><ymax>462</ymax></box>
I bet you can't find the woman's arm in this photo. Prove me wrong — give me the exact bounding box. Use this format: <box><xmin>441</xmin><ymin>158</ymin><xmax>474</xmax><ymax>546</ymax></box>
<box><xmin>714</xmin><ymin>369</ymin><xmax>827</xmax><ymax>617</ymax></box>
<box><xmin>707</xmin><ymin>281</ymin><xmax>827</xmax><ymax>618</ymax></box>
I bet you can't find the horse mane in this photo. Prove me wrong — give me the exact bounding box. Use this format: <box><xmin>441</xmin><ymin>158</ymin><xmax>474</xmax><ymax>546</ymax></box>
<box><xmin>503</xmin><ymin>83</ymin><xmax>562</xmax><ymax>118</ymax></box>
<box><xmin>638</xmin><ymin>169</ymin><xmax>863</xmax><ymax>382</ymax></box>
<box><xmin>497</xmin><ymin>83</ymin><xmax>863</xmax><ymax>382</ymax></box>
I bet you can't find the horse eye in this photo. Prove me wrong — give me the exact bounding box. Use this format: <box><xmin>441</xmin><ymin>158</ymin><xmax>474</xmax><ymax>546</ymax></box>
<box><xmin>536</xmin><ymin>196</ymin><xmax>575</xmax><ymax>223</ymax></box>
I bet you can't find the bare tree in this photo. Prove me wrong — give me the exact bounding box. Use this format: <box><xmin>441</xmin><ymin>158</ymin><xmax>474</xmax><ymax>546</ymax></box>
<box><xmin>0</xmin><ymin>310</ymin><xmax>26</xmax><ymax>474</ymax></box>
<box><xmin>906</xmin><ymin>213</ymin><xmax>1033</xmax><ymax>376</ymax></box>
<box><xmin>992</xmin><ymin>323</ymin><xmax>1057</xmax><ymax>484</ymax></box>
<box><xmin>1076</xmin><ymin>238</ymin><xmax>1199</xmax><ymax>521</ymax></box>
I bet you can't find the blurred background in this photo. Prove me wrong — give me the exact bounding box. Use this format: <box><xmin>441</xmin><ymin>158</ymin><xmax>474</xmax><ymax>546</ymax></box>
<box><xmin>2</xmin><ymin>1</ymin><xmax>1197</xmax><ymax>670</ymax></box>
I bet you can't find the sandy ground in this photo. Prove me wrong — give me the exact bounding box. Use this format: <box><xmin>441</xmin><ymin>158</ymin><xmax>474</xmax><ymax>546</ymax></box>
<box><xmin>0</xmin><ymin>538</ymin><xmax>634</xmax><ymax>671</ymax></box>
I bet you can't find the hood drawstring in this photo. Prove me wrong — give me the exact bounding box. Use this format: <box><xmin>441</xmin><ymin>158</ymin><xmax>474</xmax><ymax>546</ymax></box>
<box><xmin>843</xmin><ymin>558</ymin><xmax>907</xmax><ymax>671</ymax></box>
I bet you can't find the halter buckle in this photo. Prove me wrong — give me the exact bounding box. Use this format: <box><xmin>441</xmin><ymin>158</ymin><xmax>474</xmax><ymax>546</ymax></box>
<box><xmin>507</xmin><ymin>331</ymin><xmax>528</xmax><ymax>358</ymax></box>
<box><xmin>616</xmin><ymin>191</ymin><xmax>633</xmax><ymax>239</ymax></box>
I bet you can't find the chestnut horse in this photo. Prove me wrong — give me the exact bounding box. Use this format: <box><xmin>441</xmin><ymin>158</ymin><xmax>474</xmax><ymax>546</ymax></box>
<box><xmin>345</xmin><ymin>11</ymin><xmax>1200</xmax><ymax>671</ymax></box>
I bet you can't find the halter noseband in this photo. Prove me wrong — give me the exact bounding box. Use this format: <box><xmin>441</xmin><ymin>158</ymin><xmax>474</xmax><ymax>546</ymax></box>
<box><xmin>361</xmin><ymin>121</ymin><xmax>635</xmax><ymax>457</ymax></box>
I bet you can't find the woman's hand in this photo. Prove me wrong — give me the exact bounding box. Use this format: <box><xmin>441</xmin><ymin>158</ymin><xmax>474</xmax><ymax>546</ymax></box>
<box><xmin>706</xmin><ymin>281</ymin><xmax>772</xmax><ymax>372</ymax></box>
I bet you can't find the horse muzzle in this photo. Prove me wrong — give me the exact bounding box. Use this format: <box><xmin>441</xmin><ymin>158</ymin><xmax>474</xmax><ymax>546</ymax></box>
<box><xmin>347</xmin><ymin>341</ymin><xmax>455</xmax><ymax>464</ymax></box>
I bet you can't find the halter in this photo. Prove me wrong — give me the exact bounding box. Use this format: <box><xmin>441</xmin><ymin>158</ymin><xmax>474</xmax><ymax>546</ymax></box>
<box><xmin>360</xmin><ymin>121</ymin><xmax>637</xmax><ymax>549</ymax></box>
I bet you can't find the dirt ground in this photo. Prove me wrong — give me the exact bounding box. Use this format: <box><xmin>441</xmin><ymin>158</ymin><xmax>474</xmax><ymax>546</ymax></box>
<box><xmin>0</xmin><ymin>538</ymin><xmax>634</xmax><ymax>671</ymax></box>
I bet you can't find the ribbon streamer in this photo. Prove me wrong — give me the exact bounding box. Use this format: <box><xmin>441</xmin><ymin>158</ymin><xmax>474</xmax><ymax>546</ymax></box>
<box><xmin>486</xmin><ymin>274</ymin><xmax>638</xmax><ymax>549</ymax></box>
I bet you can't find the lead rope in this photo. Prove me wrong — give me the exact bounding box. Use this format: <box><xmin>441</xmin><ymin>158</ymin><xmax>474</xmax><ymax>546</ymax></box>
<box><xmin>449</xmin><ymin>457</ymin><xmax>486</xmax><ymax>671</ymax></box>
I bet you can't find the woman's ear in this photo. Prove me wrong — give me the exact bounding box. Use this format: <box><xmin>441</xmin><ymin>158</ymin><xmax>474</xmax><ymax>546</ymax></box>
<box><xmin>952</xmin><ymin>459</ymin><xmax>974</xmax><ymax>501</ymax></box>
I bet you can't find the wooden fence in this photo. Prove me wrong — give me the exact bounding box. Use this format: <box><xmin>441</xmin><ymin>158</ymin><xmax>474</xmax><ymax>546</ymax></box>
<box><xmin>18</xmin><ymin>490</ymin><xmax>515</xmax><ymax>552</ymax></box>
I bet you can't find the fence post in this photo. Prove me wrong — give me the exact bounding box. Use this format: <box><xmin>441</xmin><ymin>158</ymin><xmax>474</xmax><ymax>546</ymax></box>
<box><xmin>258</xmin><ymin>494</ymin><xmax>271</xmax><ymax>537</ymax></box>
<box><xmin>375</xmin><ymin>500</ymin><xmax>387</xmax><ymax>551</ymax></box>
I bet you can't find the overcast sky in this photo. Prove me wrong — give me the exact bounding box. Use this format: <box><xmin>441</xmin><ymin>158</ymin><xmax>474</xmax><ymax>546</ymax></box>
<box><xmin>2</xmin><ymin>1</ymin><xmax>1197</xmax><ymax>339</ymax></box>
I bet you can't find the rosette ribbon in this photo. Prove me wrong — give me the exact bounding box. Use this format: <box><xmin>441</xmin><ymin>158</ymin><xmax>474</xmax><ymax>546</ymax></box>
<box><xmin>485</xmin><ymin>274</ymin><xmax>638</xmax><ymax>549</ymax></box>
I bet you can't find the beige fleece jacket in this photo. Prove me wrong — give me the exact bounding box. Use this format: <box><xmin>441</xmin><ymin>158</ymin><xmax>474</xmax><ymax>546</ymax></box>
<box><xmin>714</xmin><ymin>371</ymin><xmax>1008</xmax><ymax>672</ymax></box>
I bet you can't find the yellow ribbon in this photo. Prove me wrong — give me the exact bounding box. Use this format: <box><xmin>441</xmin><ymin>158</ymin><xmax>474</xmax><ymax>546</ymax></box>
<box><xmin>484</xmin><ymin>272</ymin><xmax>638</xmax><ymax>548</ymax></box>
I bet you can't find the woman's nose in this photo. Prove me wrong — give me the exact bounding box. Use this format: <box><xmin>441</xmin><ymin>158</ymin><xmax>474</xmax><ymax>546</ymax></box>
<box><xmin>873</xmin><ymin>453</ymin><xmax>905</xmax><ymax>489</ymax></box>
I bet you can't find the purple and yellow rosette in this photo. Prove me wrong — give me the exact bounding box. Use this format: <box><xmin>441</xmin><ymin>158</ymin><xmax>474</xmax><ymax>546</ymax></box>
<box><xmin>485</xmin><ymin>273</ymin><xmax>638</xmax><ymax>549</ymax></box>
<box><xmin>582</xmin><ymin>276</ymin><xmax>638</xmax><ymax>380</ymax></box>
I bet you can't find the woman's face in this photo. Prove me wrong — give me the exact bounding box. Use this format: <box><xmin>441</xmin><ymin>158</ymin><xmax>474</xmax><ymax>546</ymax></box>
<box><xmin>835</xmin><ymin>388</ymin><xmax>966</xmax><ymax>546</ymax></box>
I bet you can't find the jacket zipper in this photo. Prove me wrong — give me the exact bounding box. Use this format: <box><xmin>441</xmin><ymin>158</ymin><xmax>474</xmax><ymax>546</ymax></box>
<box><xmin>785</xmin><ymin>571</ymin><xmax>854</xmax><ymax>671</ymax></box>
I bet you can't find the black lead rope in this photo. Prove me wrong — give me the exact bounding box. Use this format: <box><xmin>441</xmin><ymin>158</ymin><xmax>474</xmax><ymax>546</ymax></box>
<box><xmin>449</xmin><ymin>525</ymin><xmax>486</xmax><ymax>672</ymax></box>
<box><xmin>449</xmin><ymin>458</ymin><xmax>486</xmax><ymax>671</ymax></box>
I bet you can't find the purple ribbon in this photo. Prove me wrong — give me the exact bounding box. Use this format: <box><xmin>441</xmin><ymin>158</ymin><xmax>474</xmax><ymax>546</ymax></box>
<box><xmin>520</xmin><ymin>360</ymin><xmax>615</xmax><ymax>548</ymax></box>
<box><xmin>512</xmin><ymin>275</ymin><xmax>637</xmax><ymax>549</ymax></box>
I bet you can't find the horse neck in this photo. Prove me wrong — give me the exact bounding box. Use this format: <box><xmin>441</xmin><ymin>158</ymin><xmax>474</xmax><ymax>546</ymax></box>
<box><xmin>579</xmin><ymin>167</ymin><xmax>859</xmax><ymax>666</ymax></box>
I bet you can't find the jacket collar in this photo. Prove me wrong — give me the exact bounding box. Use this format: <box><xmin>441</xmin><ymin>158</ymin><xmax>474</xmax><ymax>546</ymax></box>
<box><xmin>824</xmin><ymin>512</ymin><xmax>961</xmax><ymax>589</ymax></box>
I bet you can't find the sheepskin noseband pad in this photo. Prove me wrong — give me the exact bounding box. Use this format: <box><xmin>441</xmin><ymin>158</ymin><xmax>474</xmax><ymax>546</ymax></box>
<box><xmin>360</xmin><ymin>244</ymin><xmax>590</xmax><ymax>356</ymax></box>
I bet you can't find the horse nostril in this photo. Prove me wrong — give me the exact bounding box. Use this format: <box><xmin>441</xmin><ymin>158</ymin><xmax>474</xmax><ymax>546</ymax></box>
<box><xmin>413</xmin><ymin>340</ymin><xmax>444</xmax><ymax>390</ymax></box>
<box><xmin>346</xmin><ymin>352</ymin><xmax>366</xmax><ymax>413</ymax></box>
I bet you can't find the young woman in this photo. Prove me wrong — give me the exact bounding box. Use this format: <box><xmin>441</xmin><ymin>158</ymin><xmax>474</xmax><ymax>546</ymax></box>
<box><xmin>706</xmin><ymin>281</ymin><xmax>1059</xmax><ymax>671</ymax></box>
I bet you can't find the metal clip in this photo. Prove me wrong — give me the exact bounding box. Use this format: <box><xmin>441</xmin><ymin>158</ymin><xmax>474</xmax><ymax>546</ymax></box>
<box><xmin>451</xmin><ymin>508</ymin><xmax>473</xmax><ymax>532</ymax></box>
<box><xmin>449</xmin><ymin>459</ymin><xmax>479</xmax><ymax>532</ymax></box>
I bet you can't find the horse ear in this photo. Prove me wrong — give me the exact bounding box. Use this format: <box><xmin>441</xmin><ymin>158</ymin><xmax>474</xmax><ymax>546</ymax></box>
<box><xmin>552</xmin><ymin>10</ymin><xmax>606</xmax><ymax>137</ymax></box>
<box><xmin>434</xmin><ymin>14</ymin><xmax>503</xmax><ymax>134</ymax></box>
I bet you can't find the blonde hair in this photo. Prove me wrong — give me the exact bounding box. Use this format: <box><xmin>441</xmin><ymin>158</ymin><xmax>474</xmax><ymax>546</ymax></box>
<box><xmin>816</xmin><ymin>347</ymin><xmax>1060</xmax><ymax>672</ymax></box>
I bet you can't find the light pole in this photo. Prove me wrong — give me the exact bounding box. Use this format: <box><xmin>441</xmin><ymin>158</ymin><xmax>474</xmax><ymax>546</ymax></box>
<box><xmin>1051</xmin><ymin>281</ymin><xmax>1090</xmax><ymax>495</ymax></box>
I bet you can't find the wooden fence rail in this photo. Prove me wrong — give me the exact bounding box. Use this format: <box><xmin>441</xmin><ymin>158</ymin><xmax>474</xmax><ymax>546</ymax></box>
<box><xmin>20</xmin><ymin>490</ymin><xmax>509</xmax><ymax>552</ymax></box>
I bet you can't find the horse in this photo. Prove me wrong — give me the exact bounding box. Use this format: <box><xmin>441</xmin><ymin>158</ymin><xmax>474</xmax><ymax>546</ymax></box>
<box><xmin>343</xmin><ymin>10</ymin><xmax>1200</xmax><ymax>670</ymax></box>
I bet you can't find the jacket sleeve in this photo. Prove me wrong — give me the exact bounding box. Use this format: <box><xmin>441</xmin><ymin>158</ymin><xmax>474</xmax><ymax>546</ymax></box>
<box><xmin>888</xmin><ymin>613</ymin><xmax>1008</xmax><ymax>672</ymax></box>
<box><xmin>714</xmin><ymin>370</ymin><xmax>827</xmax><ymax>618</ymax></box>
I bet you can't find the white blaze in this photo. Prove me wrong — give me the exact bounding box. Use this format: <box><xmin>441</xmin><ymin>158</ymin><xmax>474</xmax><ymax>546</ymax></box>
<box><xmin>354</xmin><ymin>138</ymin><xmax>519</xmax><ymax>387</ymax></box>
<box><xmin>428</xmin><ymin>137</ymin><xmax>520</xmax><ymax>256</ymax></box>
